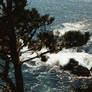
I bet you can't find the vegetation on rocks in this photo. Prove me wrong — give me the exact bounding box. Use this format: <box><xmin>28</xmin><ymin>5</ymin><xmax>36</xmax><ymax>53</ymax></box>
<box><xmin>0</xmin><ymin>0</ymin><xmax>91</xmax><ymax>92</ymax></box>
<box><xmin>62</xmin><ymin>31</ymin><xmax>90</xmax><ymax>48</ymax></box>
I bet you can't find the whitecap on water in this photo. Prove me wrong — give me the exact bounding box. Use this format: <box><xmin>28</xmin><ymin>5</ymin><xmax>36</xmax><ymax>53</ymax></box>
<box><xmin>53</xmin><ymin>21</ymin><xmax>86</xmax><ymax>36</ymax></box>
<box><xmin>21</xmin><ymin>20</ymin><xmax>92</xmax><ymax>73</ymax></box>
<box><xmin>21</xmin><ymin>47</ymin><xmax>92</xmax><ymax>71</ymax></box>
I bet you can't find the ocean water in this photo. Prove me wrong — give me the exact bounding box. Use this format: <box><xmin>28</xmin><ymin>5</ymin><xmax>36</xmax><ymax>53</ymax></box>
<box><xmin>22</xmin><ymin>0</ymin><xmax>92</xmax><ymax>91</ymax></box>
<box><xmin>28</xmin><ymin>0</ymin><xmax>92</xmax><ymax>27</ymax></box>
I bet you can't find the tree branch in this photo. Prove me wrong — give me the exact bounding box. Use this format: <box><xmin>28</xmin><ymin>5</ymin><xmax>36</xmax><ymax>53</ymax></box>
<box><xmin>21</xmin><ymin>50</ymin><xmax>50</xmax><ymax>64</ymax></box>
<box><xmin>21</xmin><ymin>48</ymin><xmax>62</xmax><ymax>64</ymax></box>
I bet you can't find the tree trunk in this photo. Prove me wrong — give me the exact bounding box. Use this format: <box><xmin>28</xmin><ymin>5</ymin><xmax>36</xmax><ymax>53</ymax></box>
<box><xmin>9</xmin><ymin>30</ymin><xmax>24</xmax><ymax>92</ymax></box>
<box><xmin>10</xmin><ymin>45</ymin><xmax>24</xmax><ymax>92</ymax></box>
<box><xmin>14</xmin><ymin>63</ymin><xmax>24</xmax><ymax>92</ymax></box>
<box><xmin>4</xmin><ymin>1</ymin><xmax>25</xmax><ymax>91</ymax></box>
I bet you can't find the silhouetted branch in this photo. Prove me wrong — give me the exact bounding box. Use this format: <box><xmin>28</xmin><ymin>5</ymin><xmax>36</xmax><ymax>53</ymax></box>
<box><xmin>21</xmin><ymin>48</ymin><xmax>62</xmax><ymax>64</ymax></box>
<box><xmin>21</xmin><ymin>50</ymin><xmax>50</xmax><ymax>64</ymax></box>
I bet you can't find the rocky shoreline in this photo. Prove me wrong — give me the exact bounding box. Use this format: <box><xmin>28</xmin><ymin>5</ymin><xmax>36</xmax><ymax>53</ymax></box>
<box><xmin>61</xmin><ymin>58</ymin><xmax>92</xmax><ymax>77</ymax></box>
<box><xmin>41</xmin><ymin>55</ymin><xmax>92</xmax><ymax>77</ymax></box>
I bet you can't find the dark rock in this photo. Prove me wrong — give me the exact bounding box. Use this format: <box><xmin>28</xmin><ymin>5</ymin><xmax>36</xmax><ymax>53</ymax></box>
<box><xmin>62</xmin><ymin>58</ymin><xmax>91</xmax><ymax>76</ymax></box>
<box><xmin>41</xmin><ymin>55</ymin><xmax>48</xmax><ymax>62</ymax></box>
<box><xmin>69</xmin><ymin>58</ymin><xmax>79</xmax><ymax>66</ymax></box>
<box><xmin>71</xmin><ymin>65</ymin><xmax>91</xmax><ymax>77</ymax></box>
<box><xmin>62</xmin><ymin>58</ymin><xmax>78</xmax><ymax>70</ymax></box>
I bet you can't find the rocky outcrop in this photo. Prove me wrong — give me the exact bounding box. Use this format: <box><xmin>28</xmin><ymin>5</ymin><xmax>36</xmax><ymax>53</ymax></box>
<box><xmin>41</xmin><ymin>55</ymin><xmax>49</xmax><ymax>62</ymax></box>
<box><xmin>62</xmin><ymin>58</ymin><xmax>91</xmax><ymax>77</ymax></box>
<box><xmin>71</xmin><ymin>65</ymin><xmax>91</xmax><ymax>77</ymax></box>
<box><xmin>62</xmin><ymin>58</ymin><xmax>78</xmax><ymax>70</ymax></box>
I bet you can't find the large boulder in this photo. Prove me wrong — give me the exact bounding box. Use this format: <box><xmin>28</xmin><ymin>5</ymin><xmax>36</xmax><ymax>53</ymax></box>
<box><xmin>71</xmin><ymin>65</ymin><xmax>91</xmax><ymax>77</ymax></box>
<box><xmin>62</xmin><ymin>58</ymin><xmax>78</xmax><ymax>70</ymax></box>
<box><xmin>62</xmin><ymin>58</ymin><xmax>91</xmax><ymax>76</ymax></box>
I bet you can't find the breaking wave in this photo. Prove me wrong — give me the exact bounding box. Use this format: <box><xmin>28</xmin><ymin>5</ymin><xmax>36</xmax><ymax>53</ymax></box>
<box><xmin>21</xmin><ymin>20</ymin><xmax>92</xmax><ymax>70</ymax></box>
<box><xmin>21</xmin><ymin>20</ymin><xmax>92</xmax><ymax>92</ymax></box>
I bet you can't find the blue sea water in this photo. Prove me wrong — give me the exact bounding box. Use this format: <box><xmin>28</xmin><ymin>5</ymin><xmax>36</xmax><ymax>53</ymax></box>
<box><xmin>23</xmin><ymin>0</ymin><xmax>92</xmax><ymax>92</ymax></box>
<box><xmin>0</xmin><ymin>1</ymin><xmax>92</xmax><ymax>92</ymax></box>
<box><xmin>27</xmin><ymin>0</ymin><xmax>92</xmax><ymax>28</ymax></box>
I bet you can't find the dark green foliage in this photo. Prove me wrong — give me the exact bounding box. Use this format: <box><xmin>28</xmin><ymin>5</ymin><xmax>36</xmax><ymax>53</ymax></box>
<box><xmin>0</xmin><ymin>0</ymin><xmax>90</xmax><ymax>92</ymax></box>
<box><xmin>62</xmin><ymin>31</ymin><xmax>90</xmax><ymax>48</ymax></box>
<box><xmin>28</xmin><ymin>31</ymin><xmax>63</xmax><ymax>53</ymax></box>
<box><xmin>16</xmin><ymin>8</ymin><xmax>54</xmax><ymax>47</ymax></box>
<box><xmin>28</xmin><ymin>40</ymin><xmax>42</xmax><ymax>51</ymax></box>
<box><xmin>37</xmin><ymin>31</ymin><xmax>58</xmax><ymax>50</ymax></box>
<box><xmin>0</xmin><ymin>0</ymin><xmax>54</xmax><ymax>92</ymax></box>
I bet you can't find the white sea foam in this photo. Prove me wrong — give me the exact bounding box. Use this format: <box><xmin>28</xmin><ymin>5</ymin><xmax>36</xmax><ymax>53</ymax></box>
<box><xmin>21</xmin><ymin>47</ymin><xmax>92</xmax><ymax>70</ymax></box>
<box><xmin>53</xmin><ymin>21</ymin><xmax>86</xmax><ymax>36</ymax></box>
<box><xmin>34</xmin><ymin>48</ymin><xmax>92</xmax><ymax>69</ymax></box>
<box><xmin>21</xmin><ymin>21</ymin><xmax>92</xmax><ymax>70</ymax></box>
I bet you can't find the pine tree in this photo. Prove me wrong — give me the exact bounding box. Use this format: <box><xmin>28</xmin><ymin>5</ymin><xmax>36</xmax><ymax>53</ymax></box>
<box><xmin>0</xmin><ymin>0</ymin><xmax>54</xmax><ymax>92</ymax></box>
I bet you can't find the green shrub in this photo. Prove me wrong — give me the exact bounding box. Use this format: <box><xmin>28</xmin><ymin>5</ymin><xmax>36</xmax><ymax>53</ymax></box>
<box><xmin>62</xmin><ymin>31</ymin><xmax>90</xmax><ymax>48</ymax></box>
<box><xmin>37</xmin><ymin>31</ymin><xmax>58</xmax><ymax>50</ymax></box>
